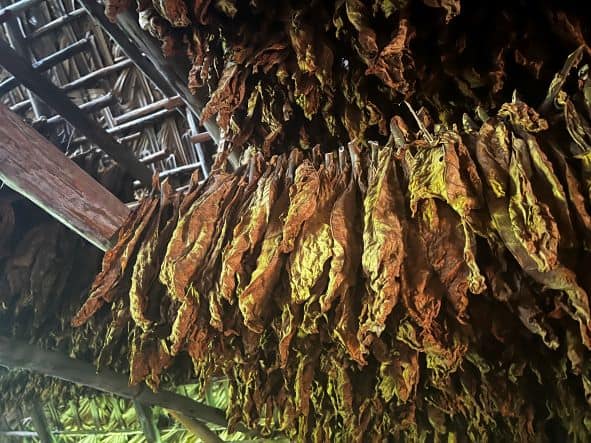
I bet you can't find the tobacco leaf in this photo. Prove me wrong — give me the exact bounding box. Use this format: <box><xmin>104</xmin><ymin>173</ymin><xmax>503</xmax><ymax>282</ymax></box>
<box><xmin>239</xmin><ymin>164</ymin><xmax>292</xmax><ymax>333</ymax></box>
<box><xmin>358</xmin><ymin>147</ymin><xmax>404</xmax><ymax>346</ymax></box>
<box><xmin>71</xmin><ymin>196</ymin><xmax>159</xmax><ymax>327</ymax></box>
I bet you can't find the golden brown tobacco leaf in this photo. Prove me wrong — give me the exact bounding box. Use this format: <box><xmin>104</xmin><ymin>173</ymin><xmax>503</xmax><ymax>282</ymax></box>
<box><xmin>345</xmin><ymin>0</ymin><xmax>379</xmax><ymax>65</ymax></box>
<box><xmin>238</xmin><ymin>166</ymin><xmax>292</xmax><ymax>333</ymax></box>
<box><xmin>476</xmin><ymin>115</ymin><xmax>591</xmax><ymax>348</ymax></box>
<box><xmin>71</xmin><ymin>196</ymin><xmax>159</xmax><ymax>327</ymax></box>
<box><xmin>201</xmin><ymin>62</ymin><xmax>249</xmax><ymax>129</ymax></box>
<box><xmin>421</xmin><ymin>0</ymin><xmax>461</xmax><ymax>22</ymax></box>
<box><xmin>408</xmin><ymin>131</ymin><xmax>487</xmax><ymax>297</ymax></box>
<box><xmin>104</xmin><ymin>0</ymin><xmax>133</xmax><ymax>20</ymax></box>
<box><xmin>358</xmin><ymin>147</ymin><xmax>404</xmax><ymax>347</ymax></box>
<box><xmin>129</xmin><ymin>181</ymin><xmax>178</xmax><ymax>331</ymax></box>
<box><xmin>288</xmin><ymin>157</ymin><xmax>342</xmax><ymax>331</ymax></box>
<box><xmin>281</xmin><ymin>159</ymin><xmax>320</xmax><ymax>253</ymax></box>
<box><xmin>218</xmin><ymin>156</ymin><xmax>281</xmax><ymax>304</ymax></box>
<box><xmin>319</xmin><ymin>163</ymin><xmax>360</xmax><ymax>314</ymax></box>
<box><xmin>160</xmin><ymin>171</ymin><xmax>236</xmax><ymax>303</ymax></box>
<box><xmin>206</xmin><ymin>173</ymin><xmax>250</xmax><ymax>330</ymax></box>
<box><xmin>365</xmin><ymin>18</ymin><xmax>414</xmax><ymax>96</ymax></box>
<box><xmin>152</xmin><ymin>0</ymin><xmax>191</xmax><ymax>27</ymax></box>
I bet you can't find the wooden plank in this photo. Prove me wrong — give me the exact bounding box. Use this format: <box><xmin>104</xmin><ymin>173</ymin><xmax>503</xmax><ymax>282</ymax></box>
<box><xmin>0</xmin><ymin>104</ymin><xmax>130</xmax><ymax>251</ymax></box>
<box><xmin>0</xmin><ymin>42</ymin><xmax>153</xmax><ymax>186</ymax></box>
<box><xmin>0</xmin><ymin>336</ymin><xmax>230</xmax><ymax>428</ymax></box>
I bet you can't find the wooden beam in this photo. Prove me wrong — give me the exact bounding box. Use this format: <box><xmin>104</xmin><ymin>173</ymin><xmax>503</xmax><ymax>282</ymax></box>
<box><xmin>190</xmin><ymin>131</ymin><xmax>213</xmax><ymax>145</ymax></box>
<box><xmin>0</xmin><ymin>42</ymin><xmax>153</xmax><ymax>186</ymax></box>
<box><xmin>0</xmin><ymin>104</ymin><xmax>130</xmax><ymax>251</ymax></box>
<box><xmin>0</xmin><ymin>336</ymin><xmax>229</xmax><ymax>428</ymax></box>
<box><xmin>115</xmin><ymin>96</ymin><xmax>182</xmax><ymax>125</ymax></box>
<box><xmin>167</xmin><ymin>410</ymin><xmax>223</xmax><ymax>443</ymax></box>
<box><xmin>3</xmin><ymin>15</ymin><xmax>46</xmax><ymax>119</ymax></box>
<box><xmin>0</xmin><ymin>0</ymin><xmax>43</xmax><ymax>23</ymax></box>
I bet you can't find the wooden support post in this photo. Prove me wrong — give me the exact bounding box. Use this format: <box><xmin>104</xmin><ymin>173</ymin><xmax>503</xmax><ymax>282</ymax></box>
<box><xmin>133</xmin><ymin>400</ymin><xmax>161</xmax><ymax>443</ymax></box>
<box><xmin>0</xmin><ymin>104</ymin><xmax>130</xmax><ymax>251</ymax></box>
<box><xmin>0</xmin><ymin>336</ymin><xmax>229</xmax><ymax>428</ymax></box>
<box><xmin>29</xmin><ymin>399</ymin><xmax>54</xmax><ymax>443</ymax></box>
<box><xmin>0</xmin><ymin>43</ymin><xmax>153</xmax><ymax>186</ymax></box>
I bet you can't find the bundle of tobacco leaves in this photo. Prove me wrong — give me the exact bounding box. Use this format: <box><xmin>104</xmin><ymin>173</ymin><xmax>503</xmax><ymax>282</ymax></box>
<box><xmin>72</xmin><ymin>50</ymin><xmax>591</xmax><ymax>441</ymax></box>
<box><xmin>107</xmin><ymin>0</ymin><xmax>589</xmax><ymax>156</ymax></box>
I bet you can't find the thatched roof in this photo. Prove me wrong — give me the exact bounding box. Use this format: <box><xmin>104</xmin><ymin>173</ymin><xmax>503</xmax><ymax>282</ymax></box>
<box><xmin>0</xmin><ymin>0</ymin><xmax>214</xmax><ymax>201</ymax></box>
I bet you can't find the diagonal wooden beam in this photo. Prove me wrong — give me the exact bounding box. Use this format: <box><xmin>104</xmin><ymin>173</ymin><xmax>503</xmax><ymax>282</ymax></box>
<box><xmin>0</xmin><ymin>104</ymin><xmax>130</xmax><ymax>251</ymax></box>
<box><xmin>0</xmin><ymin>42</ymin><xmax>153</xmax><ymax>187</ymax></box>
<box><xmin>0</xmin><ymin>336</ymin><xmax>229</xmax><ymax>428</ymax></box>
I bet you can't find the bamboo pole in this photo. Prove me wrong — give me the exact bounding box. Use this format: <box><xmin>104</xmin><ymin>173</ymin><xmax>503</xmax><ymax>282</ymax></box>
<box><xmin>25</xmin><ymin>7</ymin><xmax>86</xmax><ymax>41</ymax></box>
<box><xmin>61</xmin><ymin>58</ymin><xmax>133</xmax><ymax>91</ymax></box>
<box><xmin>0</xmin><ymin>37</ymin><xmax>92</xmax><ymax>94</ymax></box>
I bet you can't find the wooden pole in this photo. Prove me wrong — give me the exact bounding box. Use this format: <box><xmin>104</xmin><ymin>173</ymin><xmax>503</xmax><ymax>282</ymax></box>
<box><xmin>0</xmin><ymin>42</ymin><xmax>153</xmax><ymax>186</ymax></box>
<box><xmin>61</xmin><ymin>58</ymin><xmax>133</xmax><ymax>92</ymax></box>
<box><xmin>45</xmin><ymin>93</ymin><xmax>117</xmax><ymax>125</ymax></box>
<box><xmin>0</xmin><ymin>104</ymin><xmax>130</xmax><ymax>251</ymax></box>
<box><xmin>25</xmin><ymin>7</ymin><xmax>86</xmax><ymax>41</ymax></box>
<box><xmin>0</xmin><ymin>37</ymin><xmax>91</xmax><ymax>94</ymax></box>
<box><xmin>0</xmin><ymin>336</ymin><xmax>229</xmax><ymax>428</ymax></box>
<box><xmin>77</xmin><ymin>0</ymin><xmax>177</xmax><ymax>98</ymax></box>
<box><xmin>133</xmin><ymin>400</ymin><xmax>161</xmax><ymax>443</ymax></box>
<box><xmin>167</xmin><ymin>410</ymin><xmax>223</xmax><ymax>443</ymax></box>
<box><xmin>29</xmin><ymin>399</ymin><xmax>54</xmax><ymax>443</ymax></box>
